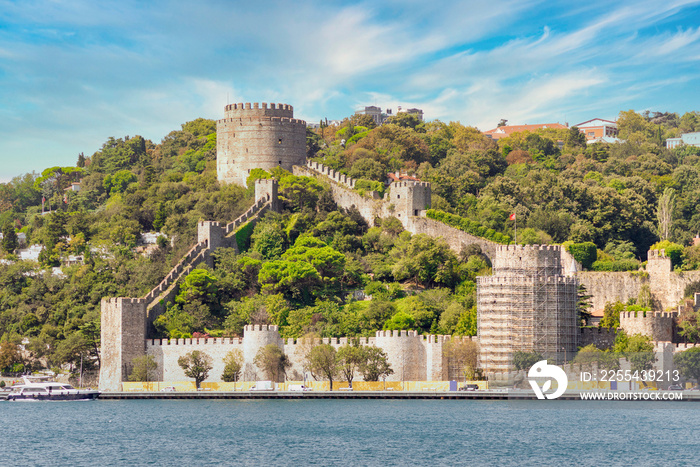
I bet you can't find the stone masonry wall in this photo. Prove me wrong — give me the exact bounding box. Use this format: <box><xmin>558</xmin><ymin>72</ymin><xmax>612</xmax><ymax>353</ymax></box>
<box><xmin>578</xmin><ymin>271</ymin><xmax>646</xmax><ymax>311</ymax></box>
<box><xmin>404</xmin><ymin>217</ymin><xmax>498</xmax><ymax>260</ymax></box>
<box><xmin>99</xmin><ymin>298</ymin><xmax>147</xmax><ymax>391</ymax></box>
<box><xmin>620</xmin><ymin>311</ymin><xmax>677</xmax><ymax>342</ymax></box>
<box><xmin>139</xmin><ymin>327</ymin><xmax>477</xmax><ymax>387</ymax></box>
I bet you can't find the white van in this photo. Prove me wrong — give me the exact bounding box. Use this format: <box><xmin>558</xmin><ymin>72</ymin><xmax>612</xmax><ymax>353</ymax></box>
<box><xmin>250</xmin><ymin>381</ymin><xmax>274</xmax><ymax>391</ymax></box>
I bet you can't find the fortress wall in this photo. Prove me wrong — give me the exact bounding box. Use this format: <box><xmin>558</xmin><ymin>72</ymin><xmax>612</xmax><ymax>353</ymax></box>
<box><xmin>294</xmin><ymin>163</ymin><xmax>388</xmax><ymax>226</ymax></box>
<box><xmin>577</xmin><ymin>252</ymin><xmax>700</xmax><ymax>313</ymax></box>
<box><xmin>620</xmin><ymin>311</ymin><xmax>677</xmax><ymax>342</ymax></box>
<box><xmin>403</xmin><ymin>217</ymin><xmax>497</xmax><ymax>260</ymax></box>
<box><xmin>577</xmin><ymin>271</ymin><xmax>645</xmax><ymax>311</ymax></box>
<box><xmin>135</xmin><ymin>330</ymin><xmax>462</xmax><ymax>384</ymax></box>
<box><xmin>580</xmin><ymin>327</ymin><xmax>617</xmax><ymax>349</ymax></box>
<box><xmin>147</xmin><ymin>337</ymin><xmax>244</xmax><ymax>383</ymax></box>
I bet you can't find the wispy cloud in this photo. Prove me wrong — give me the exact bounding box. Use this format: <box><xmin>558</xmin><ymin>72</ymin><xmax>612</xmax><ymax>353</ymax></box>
<box><xmin>1</xmin><ymin>0</ymin><xmax>700</xmax><ymax>179</ymax></box>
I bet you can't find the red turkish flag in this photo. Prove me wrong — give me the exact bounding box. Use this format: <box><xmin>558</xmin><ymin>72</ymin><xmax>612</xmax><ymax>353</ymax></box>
<box><xmin>509</xmin><ymin>213</ymin><xmax>516</xmax><ymax>221</ymax></box>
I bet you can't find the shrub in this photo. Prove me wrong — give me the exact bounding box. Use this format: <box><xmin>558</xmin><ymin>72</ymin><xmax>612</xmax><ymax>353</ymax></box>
<box><xmin>591</xmin><ymin>259</ymin><xmax>641</xmax><ymax>272</ymax></box>
<box><xmin>354</xmin><ymin>179</ymin><xmax>385</xmax><ymax>198</ymax></box>
<box><xmin>235</xmin><ymin>221</ymin><xmax>255</xmax><ymax>252</ymax></box>
<box><xmin>566</xmin><ymin>242</ymin><xmax>597</xmax><ymax>270</ymax></box>
<box><xmin>649</xmin><ymin>240</ymin><xmax>684</xmax><ymax>268</ymax></box>
<box><xmin>425</xmin><ymin>209</ymin><xmax>511</xmax><ymax>244</ymax></box>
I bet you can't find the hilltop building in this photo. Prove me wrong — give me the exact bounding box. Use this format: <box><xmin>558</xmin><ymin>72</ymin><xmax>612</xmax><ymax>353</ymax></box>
<box><xmin>354</xmin><ymin>105</ymin><xmax>424</xmax><ymax>126</ymax></box>
<box><xmin>666</xmin><ymin>131</ymin><xmax>700</xmax><ymax>149</ymax></box>
<box><xmin>574</xmin><ymin>118</ymin><xmax>619</xmax><ymax>141</ymax></box>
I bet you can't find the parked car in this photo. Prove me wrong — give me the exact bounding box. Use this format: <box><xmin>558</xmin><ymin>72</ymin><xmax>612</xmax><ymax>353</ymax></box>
<box><xmin>689</xmin><ymin>385</ymin><xmax>700</xmax><ymax>391</ymax></box>
<box><xmin>288</xmin><ymin>384</ymin><xmax>312</xmax><ymax>392</ymax></box>
<box><xmin>459</xmin><ymin>384</ymin><xmax>479</xmax><ymax>391</ymax></box>
<box><xmin>667</xmin><ymin>384</ymin><xmax>683</xmax><ymax>391</ymax></box>
<box><xmin>161</xmin><ymin>386</ymin><xmax>176</xmax><ymax>392</ymax></box>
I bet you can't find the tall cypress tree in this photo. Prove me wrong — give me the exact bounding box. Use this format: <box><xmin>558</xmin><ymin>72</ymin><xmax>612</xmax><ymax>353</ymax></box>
<box><xmin>1</xmin><ymin>222</ymin><xmax>18</xmax><ymax>254</ymax></box>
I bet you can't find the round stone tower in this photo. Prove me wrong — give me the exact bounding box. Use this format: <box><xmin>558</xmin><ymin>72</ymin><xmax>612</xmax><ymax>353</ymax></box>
<box><xmin>242</xmin><ymin>324</ymin><xmax>283</xmax><ymax>381</ymax></box>
<box><xmin>217</xmin><ymin>102</ymin><xmax>307</xmax><ymax>186</ymax></box>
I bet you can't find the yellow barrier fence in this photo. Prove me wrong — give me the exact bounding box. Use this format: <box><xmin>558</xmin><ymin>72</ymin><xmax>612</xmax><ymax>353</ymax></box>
<box><xmin>122</xmin><ymin>380</ymin><xmax>489</xmax><ymax>392</ymax></box>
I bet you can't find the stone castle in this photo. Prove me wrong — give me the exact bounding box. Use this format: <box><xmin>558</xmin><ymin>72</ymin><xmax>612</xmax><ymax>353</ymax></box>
<box><xmin>99</xmin><ymin>101</ymin><xmax>700</xmax><ymax>390</ymax></box>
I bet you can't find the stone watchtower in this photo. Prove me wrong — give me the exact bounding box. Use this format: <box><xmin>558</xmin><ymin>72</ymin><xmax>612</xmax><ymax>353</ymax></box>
<box><xmin>477</xmin><ymin>245</ymin><xmax>578</xmax><ymax>372</ymax></box>
<box><xmin>388</xmin><ymin>181</ymin><xmax>431</xmax><ymax>221</ymax></box>
<box><xmin>217</xmin><ymin>102</ymin><xmax>307</xmax><ymax>186</ymax></box>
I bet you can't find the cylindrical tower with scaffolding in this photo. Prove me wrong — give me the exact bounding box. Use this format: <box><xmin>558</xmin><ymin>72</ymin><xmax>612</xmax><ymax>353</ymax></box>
<box><xmin>477</xmin><ymin>245</ymin><xmax>578</xmax><ymax>372</ymax></box>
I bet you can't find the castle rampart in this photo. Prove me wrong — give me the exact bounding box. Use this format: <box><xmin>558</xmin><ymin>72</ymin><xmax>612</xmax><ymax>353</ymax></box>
<box><xmin>100</xmin><ymin>326</ymin><xmax>478</xmax><ymax>390</ymax></box>
<box><xmin>619</xmin><ymin>310</ymin><xmax>677</xmax><ymax>342</ymax></box>
<box><xmin>100</xmin><ymin>180</ymin><xmax>278</xmax><ymax>391</ymax></box>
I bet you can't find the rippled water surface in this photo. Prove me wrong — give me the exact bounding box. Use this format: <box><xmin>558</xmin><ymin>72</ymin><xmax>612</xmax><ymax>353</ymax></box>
<box><xmin>1</xmin><ymin>399</ymin><xmax>699</xmax><ymax>466</ymax></box>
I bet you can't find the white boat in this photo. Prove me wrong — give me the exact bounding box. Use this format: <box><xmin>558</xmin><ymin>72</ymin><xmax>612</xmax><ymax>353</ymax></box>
<box><xmin>6</xmin><ymin>376</ymin><xmax>100</xmax><ymax>401</ymax></box>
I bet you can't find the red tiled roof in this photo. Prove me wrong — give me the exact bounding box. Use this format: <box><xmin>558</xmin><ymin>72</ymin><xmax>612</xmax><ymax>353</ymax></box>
<box><xmin>387</xmin><ymin>173</ymin><xmax>420</xmax><ymax>182</ymax></box>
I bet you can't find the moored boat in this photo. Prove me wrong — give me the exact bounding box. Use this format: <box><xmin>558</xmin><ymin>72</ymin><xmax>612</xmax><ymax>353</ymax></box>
<box><xmin>6</xmin><ymin>376</ymin><xmax>100</xmax><ymax>401</ymax></box>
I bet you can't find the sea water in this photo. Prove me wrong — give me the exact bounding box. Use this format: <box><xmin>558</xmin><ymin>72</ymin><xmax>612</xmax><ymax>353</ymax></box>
<box><xmin>1</xmin><ymin>399</ymin><xmax>698</xmax><ymax>466</ymax></box>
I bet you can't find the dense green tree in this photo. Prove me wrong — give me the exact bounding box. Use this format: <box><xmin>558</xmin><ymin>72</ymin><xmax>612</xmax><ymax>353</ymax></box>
<box><xmin>307</xmin><ymin>343</ymin><xmax>339</xmax><ymax>390</ymax></box>
<box><xmin>673</xmin><ymin>347</ymin><xmax>700</xmax><ymax>383</ymax></box>
<box><xmin>0</xmin><ymin>341</ymin><xmax>22</xmax><ymax>373</ymax></box>
<box><xmin>359</xmin><ymin>346</ymin><xmax>393</xmax><ymax>382</ymax></box>
<box><xmin>254</xmin><ymin>344</ymin><xmax>291</xmax><ymax>382</ymax></box>
<box><xmin>178</xmin><ymin>350</ymin><xmax>213</xmax><ymax>389</ymax></box>
<box><xmin>613</xmin><ymin>331</ymin><xmax>656</xmax><ymax>375</ymax></box>
<box><xmin>572</xmin><ymin>344</ymin><xmax>620</xmax><ymax>370</ymax></box>
<box><xmin>128</xmin><ymin>355</ymin><xmax>158</xmax><ymax>382</ymax></box>
<box><xmin>512</xmin><ymin>351</ymin><xmax>544</xmax><ymax>371</ymax></box>
<box><xmin>599</xmin><ymin>301</ymin><xmax>624</xmax><ymax>329</ymax></box>
<box><xmin>222</xmin><ymin>349</ymin><xmax>244</xmax><ymax>383</ymax></box>
<box><xmin>443</xmin><ymin>339</ymin><xmax>479</xmax><ymax>381</ymax></box>
<box><xmin>383</xmin><ymin>311</ymin><xmax>416</xmax><ymax>330</ymax></box>
<box><xmin>337</xmin><ymin>343</ymin><xmax>365</xmax><ymax>388</ymax></box>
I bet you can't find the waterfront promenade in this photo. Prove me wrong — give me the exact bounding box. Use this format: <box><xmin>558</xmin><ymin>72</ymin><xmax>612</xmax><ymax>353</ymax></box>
<box><xmin>96</xmin><ymin>390</ymin><xmax>700</xmax><ymax>401</ymax></box>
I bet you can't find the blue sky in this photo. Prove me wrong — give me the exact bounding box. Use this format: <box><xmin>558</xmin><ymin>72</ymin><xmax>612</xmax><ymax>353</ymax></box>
<box><xmin>1</xmin><ymin>0</ymin><xmax>700</xmax><ymax>181</ymax></box>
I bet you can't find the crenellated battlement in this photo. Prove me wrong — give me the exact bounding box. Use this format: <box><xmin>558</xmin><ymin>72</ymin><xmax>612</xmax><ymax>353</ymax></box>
<box><xmin>244</xmin><ymin>324</ymin><xmax>280</xmax><ymax>332</ymax></box>
<box><xmin>620</xmin><ymin>311</ymin><xmax>677</xmax><ymax>319</ymax></box>
<box><xmin>391</xmin><ymin>181</ymin><xmax>431</xmax><ymax>189</ymax></box>
<box><xmin>497</xmin><ymin>244</ymin><xmax>560</xmax><ymax>252</ymax></box>
<box><xmin>148</xmin><ymin>337</ymin><xmax>244</xmax><ymax>346</ymax></box>
<box><xmin>102</xmin><ymin>297</ymin><xmax>147</xmax><ymax>306</ymax></box>
<box><xmin>648</xmin><ymin>249</ymin><xmax>667</xmax><ymax>259</ymax></box>
<box><xmin>493</xmin><ymin>244</ymin><xmax>563</xmax><ymax>276</ymax></box>
<box><xmin>376</xmin><ymin>330</ymin><xmax>420</xmax><ymax>338</ymax></box>
<box><xmin>620</xmin><ymin>310</ymin><xmax>676</xmax><ymax>341</ymax></box>
<box><xmin>306</xmin><ymin>160</ymin><xmax>357</xmax><ymax>189</ymax></box>
<box><xmin>225</xmin><ymin>102</ymin><xmax>294</xmax><ymax>112</ymax></box>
